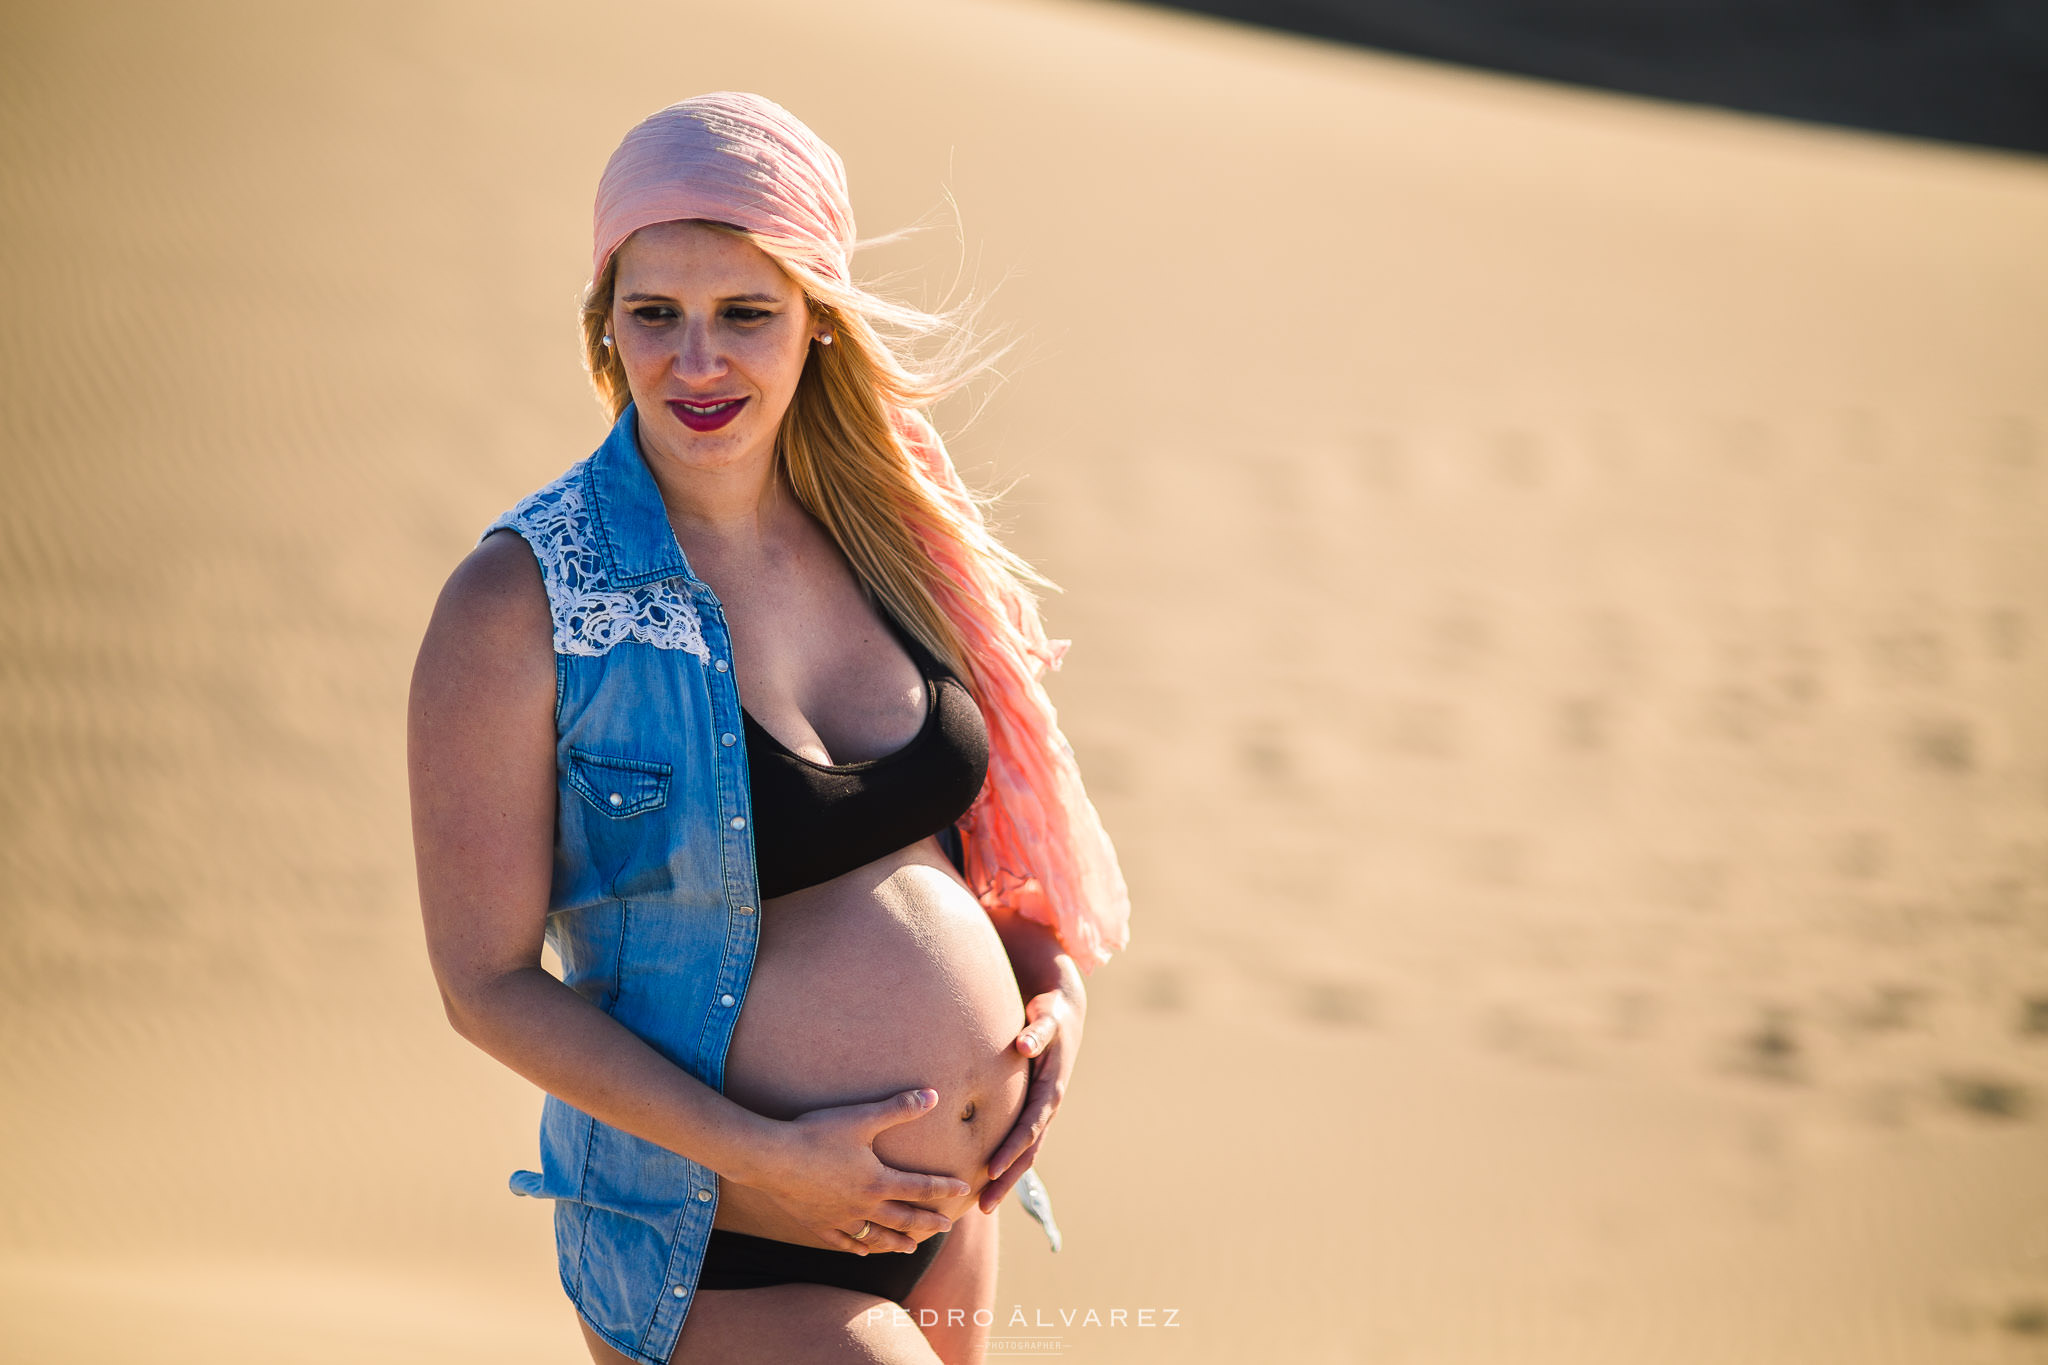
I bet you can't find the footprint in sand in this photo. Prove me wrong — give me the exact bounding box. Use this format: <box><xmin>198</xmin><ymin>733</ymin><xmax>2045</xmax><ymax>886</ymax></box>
<box><xmin>1934</xmin><ymin>1283</ymin><xmax>2048</xmax><ymax>1342</ymax></box>
<box><xmin>1553</xmin><ymin>694</ymin><xmax>1613</xmax><ymax>754</ymax></box>
<box><xmin>1999</xmin><ymin>1297</ymin><xmax>2048</xmax><ymax>1337</ymax></box>
<box><xmin>1293</xmin><ymin>978</ymin><xmax>1374</xmax><ymax>1030</ymax></box>
<box><xmin>1380</xmin><ymin>696</ymin><xmax>1461</xmax><ymax>760</ymax></box>
<box><xmin>1132</xmin><ymin>967</ymin><xmax>1187</xmax><ymax>1015</ymax></box>
<box><xmin>1730</xmin><ymin>1006</ymin><xmax>1804</xmax><ymax>1084</ymax></box>
<box><xmin>1901</xmin><ymin>714</ymin><xmax>1975</xmax><ymax>775</ymax></box>
<box><xmin>1234</xmin><ymin>723</ymin><xmax>1293</xmax><ymax>786</ymax></box>
<box><xmin>1940</xmin><ymin>1073</ymin><xmax>2031</xmax><ymax>1121</ymax></box>
<box><xmin>1842</xmin><ymin>983</ymin><xmax>1924</xmax><ymax>1034</ymax></box>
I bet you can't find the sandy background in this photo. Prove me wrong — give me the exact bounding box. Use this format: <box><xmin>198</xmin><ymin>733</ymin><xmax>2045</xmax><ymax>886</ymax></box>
<box><xmin>2</xmin><ymin>0</ymin><xmax>2046</xmax><ymax>1361</ymax></box>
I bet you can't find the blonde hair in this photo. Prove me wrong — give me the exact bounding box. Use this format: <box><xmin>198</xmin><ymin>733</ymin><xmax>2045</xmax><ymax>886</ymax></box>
<box><xmin>579</xmin><ymin>224</ymin><xmax>1050</xmax><ymax>689</ymax></box>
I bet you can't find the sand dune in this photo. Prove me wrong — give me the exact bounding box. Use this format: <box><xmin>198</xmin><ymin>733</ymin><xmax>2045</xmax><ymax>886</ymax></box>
<box><xmin>2</xmin><ymin>0</ymin><xmax>2044</xmax><ymax>1360</ymax></box>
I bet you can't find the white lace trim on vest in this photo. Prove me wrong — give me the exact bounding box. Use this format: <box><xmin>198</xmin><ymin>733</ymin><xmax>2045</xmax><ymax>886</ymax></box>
<box><xmin>496</xmin><ymin>472</ymin><xmax>710</xmax><ymax>662</ymax></box>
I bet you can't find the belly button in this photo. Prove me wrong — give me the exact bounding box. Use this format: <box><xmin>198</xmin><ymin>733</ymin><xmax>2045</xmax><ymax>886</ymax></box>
<box><xmin>959</xmin><ymin>1100</ymin><xmax>976</xmax><ymax>1122</ymax></box>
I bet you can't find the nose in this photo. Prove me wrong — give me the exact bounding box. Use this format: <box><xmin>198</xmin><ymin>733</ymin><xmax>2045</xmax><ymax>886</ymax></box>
<box><xmin>672</xmin><ymin>317</ymin><xmax>727</xmax><ymax>386</ymax></box>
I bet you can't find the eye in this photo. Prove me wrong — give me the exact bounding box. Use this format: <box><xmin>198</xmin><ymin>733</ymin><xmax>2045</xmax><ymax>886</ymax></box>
<box><xmin>629</xmin><ymin>305</ymin><xmax>676</xmax><ymax>324</ymax></box>
<box><xmin>725</xmin><ymin>307</ymin><xmax>772</xmax><ymax>322</ymax></box>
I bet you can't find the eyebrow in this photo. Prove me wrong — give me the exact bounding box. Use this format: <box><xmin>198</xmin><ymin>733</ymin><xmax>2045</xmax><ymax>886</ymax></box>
<box><xmin>620</xmin><ymin>292</ymin><xmax>783</xmax><ymax>305</ymax></box>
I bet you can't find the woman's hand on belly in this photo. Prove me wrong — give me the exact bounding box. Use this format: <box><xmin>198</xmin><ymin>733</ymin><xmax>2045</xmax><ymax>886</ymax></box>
<box><xmin>730</xmin><ymin>1086</ymin><xmax>974</xmax><ymax>1256</ymax></box>
<box><xmin>718</xmin><ymin>852</ymin><xmax>1034</xmax><ymax>1237</ymax></box>
<box><xmin>977</xmin><ymin>951</ymin><xmax>1088</xmax><ymax>1214</ymax></box>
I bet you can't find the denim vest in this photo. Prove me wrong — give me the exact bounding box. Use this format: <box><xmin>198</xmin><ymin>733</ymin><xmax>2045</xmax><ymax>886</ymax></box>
<box><xmin>486</xmin><ymin>405</ymin><xmax>765</xmax><ymax>1364</ymax></box>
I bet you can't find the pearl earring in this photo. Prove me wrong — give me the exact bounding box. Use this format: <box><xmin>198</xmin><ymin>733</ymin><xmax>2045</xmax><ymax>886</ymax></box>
<box><xmin>817</xmin><ymin>333</ymin><xmax>833</xmax><ymax>346</ymax></box>
<box><xmin>601</xmin><ymin>334</ymin><xmax>613</xmax><ymax>348</ymax></box>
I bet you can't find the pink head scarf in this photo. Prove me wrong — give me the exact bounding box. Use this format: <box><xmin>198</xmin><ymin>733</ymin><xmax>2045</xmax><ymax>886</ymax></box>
<box><xmin>594</xmin><ymin>92</ymin><xmax>856</xmax><ymax>287</ymax></box>
<box><xmin>593</xmin><ymin>93</ymin><xmax>1129</xmax><ymax>973</ymax></box>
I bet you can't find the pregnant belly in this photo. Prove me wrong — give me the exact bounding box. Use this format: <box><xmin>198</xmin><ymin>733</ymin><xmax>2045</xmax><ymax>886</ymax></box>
<box><xmin>714</xmin><ymin>839</ymin><xmax>1030</xmax><ymax>1243</ymax></box>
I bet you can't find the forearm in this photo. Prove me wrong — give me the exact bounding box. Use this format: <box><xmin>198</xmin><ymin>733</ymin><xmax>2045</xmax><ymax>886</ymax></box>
<box><xmin>987</xmin><ymin>905</ymin><xmax>1086</xmax><ymax>1007</ymax></box>
<box><xmin>444</xmin><ymin>964</ymin><xmax>778</xmax><ymax>1185</ymax></box>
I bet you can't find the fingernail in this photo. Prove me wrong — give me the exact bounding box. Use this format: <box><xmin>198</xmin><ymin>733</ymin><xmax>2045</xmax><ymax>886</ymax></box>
<box><xmin>918</xmin><ymin>1088</ymin><xmax>937</xmax><ymax>1107</ymax></box>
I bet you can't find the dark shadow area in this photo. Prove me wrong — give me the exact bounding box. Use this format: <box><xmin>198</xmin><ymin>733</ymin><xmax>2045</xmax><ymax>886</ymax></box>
<box><xmin>1118</xmin><ymin>0</ymin><xmax>2048</xmax><ymax>156</ymax></box>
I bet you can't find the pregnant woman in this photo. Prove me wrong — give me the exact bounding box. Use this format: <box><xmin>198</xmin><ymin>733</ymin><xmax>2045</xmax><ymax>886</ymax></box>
<box><xmin>408</xmin><ymin>93</ymin><xmax>1128</xmax><ymax>1365</ymax></box>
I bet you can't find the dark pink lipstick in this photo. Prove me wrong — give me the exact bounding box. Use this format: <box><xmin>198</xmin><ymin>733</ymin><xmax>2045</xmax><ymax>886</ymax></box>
<box><xmin>668</xmin><ymin>397</ymin><xmax>747</xmax><ymax>432</ymax></box>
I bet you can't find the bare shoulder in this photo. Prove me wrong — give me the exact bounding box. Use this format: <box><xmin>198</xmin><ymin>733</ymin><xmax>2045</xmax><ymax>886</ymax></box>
<box><xmin>411</xmin><ymin>529</ymin><xmax>555</xmax><ymax>730</ymax></box>
<box><xmin>410</xmin><ymin>529</ymin><xmax>559</xmax><ymax>990</ymax></box>
<box><xmin>420</xmin><ymin>528</ymin><xmax>551</xmax><ymax>660</ymax></box>
<box><xmin>434</xmin><ymin>529</ymin><xmax>550</xmax><ymax>643</ymax></box>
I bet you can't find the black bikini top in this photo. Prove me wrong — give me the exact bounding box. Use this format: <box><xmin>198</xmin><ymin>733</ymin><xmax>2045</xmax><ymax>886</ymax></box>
<box><xmin>741</xmin><ymin>611</ymin><xmax>989</xmax><ymax>900</ymax></box>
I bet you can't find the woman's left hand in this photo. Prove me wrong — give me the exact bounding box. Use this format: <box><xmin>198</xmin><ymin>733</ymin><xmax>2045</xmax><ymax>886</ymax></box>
<box><xmin>980</xmin><ymin>979</ymin><xmax>1084</xmax><ymax>1213</ymax></box>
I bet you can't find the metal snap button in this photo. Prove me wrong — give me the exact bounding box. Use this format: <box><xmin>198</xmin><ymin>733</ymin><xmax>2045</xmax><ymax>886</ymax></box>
<box><xmin>720</xmin><ymin>994</ymin><xmax>735</xmax><ymax>1007</ymax></box>
<box><xmin>713</xmin><ymin>659</ymin><xmax>729</xmax><ymax>672</ymax></box>
<box><xmin>696</xmin><ymin>1189</ymin><xmax>713</xmax><ymax>1202</ymax></box>
<box><xmin>721</xmin><ymin>733</ymin><xmax>736</xmax><ymax>747</ymax></box>
<box><xmin>729</xmin><ymin>816</ymin><xmax>746</xmax><ymax>830</ymax></box>
<box><xmin>608</xmin><ymin>792</ymin><xmax>623</xmax><ymax>807</ymax></box>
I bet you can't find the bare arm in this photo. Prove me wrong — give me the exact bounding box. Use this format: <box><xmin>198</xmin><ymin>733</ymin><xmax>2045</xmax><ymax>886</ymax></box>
<box><xmin>978</xmin><ymin>901</ymin><xmax>1088</xmax><ymax>1210</ymax></box>
<box><xmin>409</xmin><ymin>531</ymin><xmax>775</xmax><ymax>1177</ymax></box>
<box><xmin>408</xmin><ymin>531</ymin><xmax>966</xmax><ymax>1250</ymax></box>
<box><xmin>987</xmin><ymin>904</ymin><xmax>1085</xmax><ymax>1006</ymax></box>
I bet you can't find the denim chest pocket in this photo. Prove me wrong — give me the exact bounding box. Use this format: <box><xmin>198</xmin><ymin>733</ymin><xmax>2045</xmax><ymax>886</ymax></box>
<box><xmin>567</xmin><ymin>749</ymin><xmax>672</xmax><ymax>818</ymax></box>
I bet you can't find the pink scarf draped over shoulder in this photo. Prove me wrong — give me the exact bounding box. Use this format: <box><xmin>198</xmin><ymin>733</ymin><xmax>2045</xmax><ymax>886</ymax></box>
<box><xmin>595</xmin><ymin>92</ymin><xmax>1130</xmax><ymax>973</ymax></box>
<box><xmin>891</xmin><ymin>407</ymin><xmax>1129</xmax><ymax>974</ymax></box>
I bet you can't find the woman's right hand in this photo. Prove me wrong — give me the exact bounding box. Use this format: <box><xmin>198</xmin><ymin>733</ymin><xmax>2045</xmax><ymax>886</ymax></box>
<box><xmin>743</xmin><ymin>1087</ymin><xmax>972</xmax><ymax>1255</ymax></box>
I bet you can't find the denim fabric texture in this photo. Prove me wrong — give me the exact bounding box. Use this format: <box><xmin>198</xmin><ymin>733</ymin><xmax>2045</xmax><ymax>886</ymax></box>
<box><xmin>487</xmin><ymin>405</ymin><xmax>767</xmax><ymax>1365</ymax></box>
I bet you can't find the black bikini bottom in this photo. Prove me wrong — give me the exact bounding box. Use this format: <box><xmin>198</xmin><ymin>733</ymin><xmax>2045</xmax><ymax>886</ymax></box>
<box><xmin>696</xmin><ymin>1227</ymin><xmax>949</xmax><ymax>1302</ymax></box>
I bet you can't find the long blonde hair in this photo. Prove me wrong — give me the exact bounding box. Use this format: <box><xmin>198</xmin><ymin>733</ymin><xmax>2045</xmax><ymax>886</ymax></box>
<box><xmin>578</xmin><ymin>225</ymin><xmax>1050</xmax><ymax>689</ymax></box>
